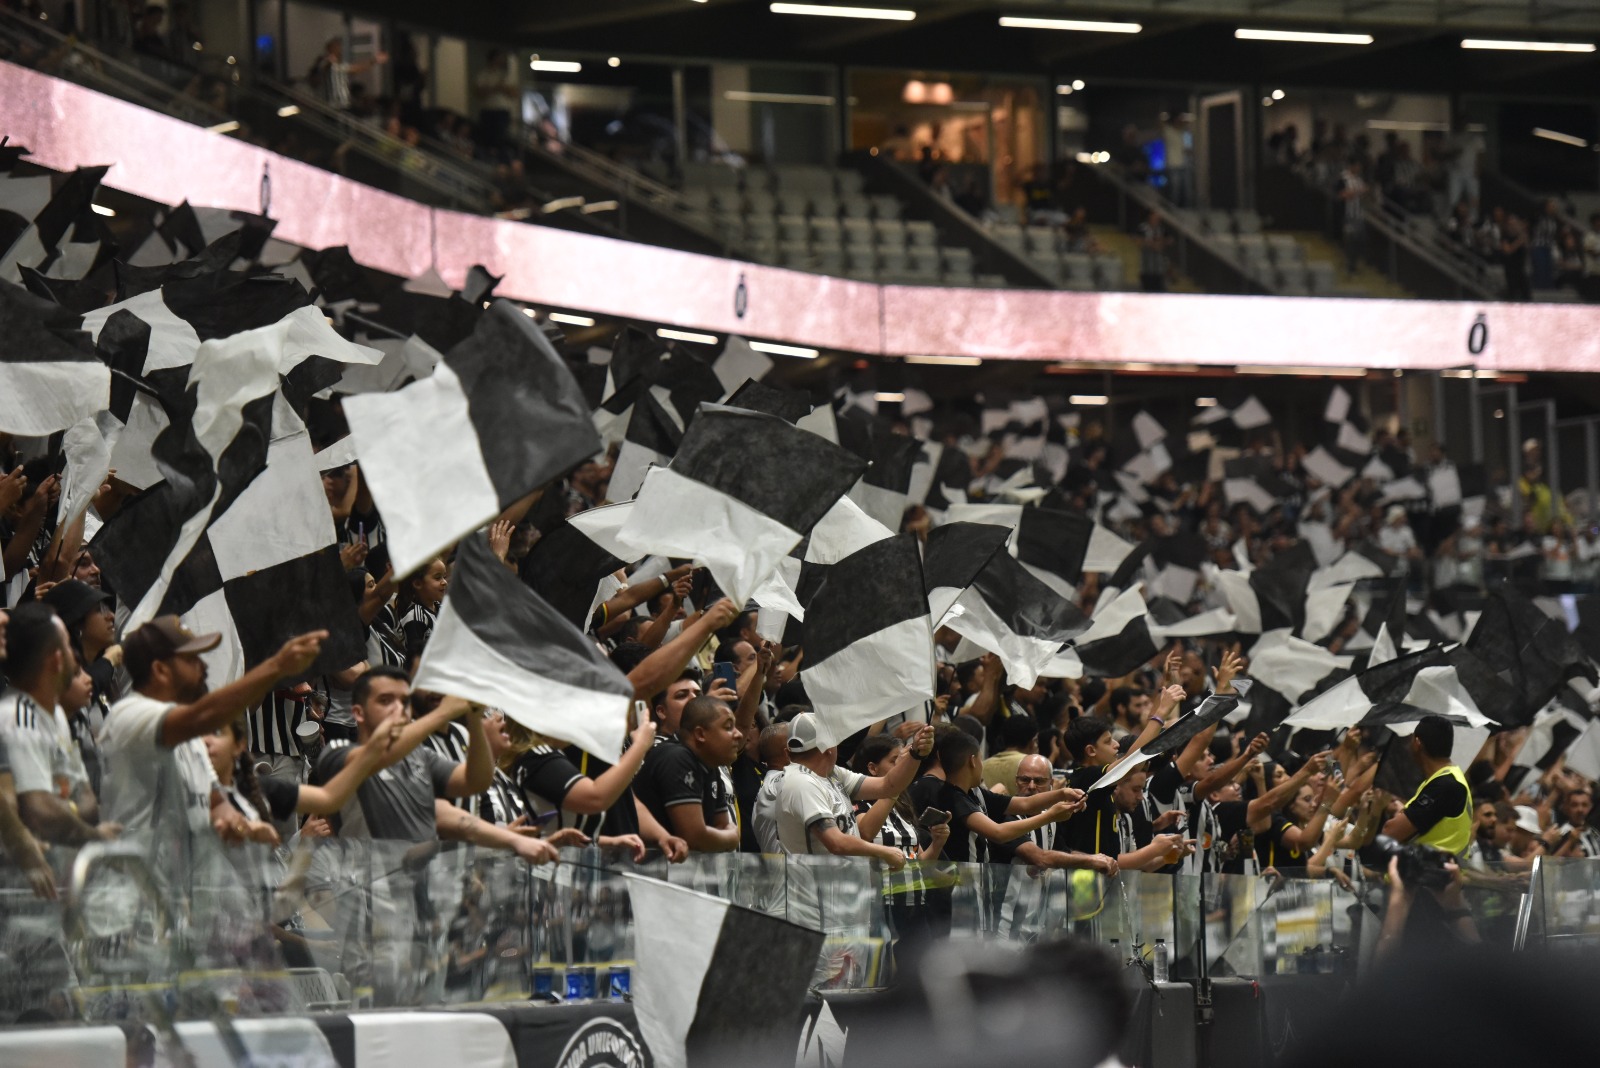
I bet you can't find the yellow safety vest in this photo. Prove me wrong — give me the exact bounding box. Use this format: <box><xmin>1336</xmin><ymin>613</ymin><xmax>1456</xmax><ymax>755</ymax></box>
<box><xmin>1406</xmin><ymin>764</ymin><xmax>1473</xmax><ymax>857</ymax></box>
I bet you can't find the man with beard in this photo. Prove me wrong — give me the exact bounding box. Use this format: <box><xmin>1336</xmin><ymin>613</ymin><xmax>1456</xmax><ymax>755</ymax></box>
<box><xmin>99</xmin><ymin>616</ymin><xmax>325</xmax><ymax>839</ymax></box>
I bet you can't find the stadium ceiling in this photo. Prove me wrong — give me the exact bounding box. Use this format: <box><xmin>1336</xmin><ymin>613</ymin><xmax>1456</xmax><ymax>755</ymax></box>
<box><xmin>350</xmin><ymin>0</ymin><xmax>1600</xmax><ymax>95</ymax></box>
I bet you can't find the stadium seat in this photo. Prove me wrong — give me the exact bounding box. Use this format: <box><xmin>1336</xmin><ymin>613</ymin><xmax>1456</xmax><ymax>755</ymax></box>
<box><xmin>1202</xmin><ymin>210</ymin><xmax>1232</xmax><ymax>235</ymax></box>
<box><xmin>1060</xmin><ymin>253</ymin><xmax>1094</xmax><ymax>285</ymax></box>
<box><xmin>909</xmin><ymin>247</ymin><xmax>943</xmax><ymax>274</ymax></box>
<box><xmin>745</xmin><ymin>215</ymin><xmax>778</xmax><ymax>242</ymax></box>
<box><xmin>1234</xmin><ymin>209</ymin><xmax>1264</xmax><ymax>235</ymax></box>
<box><xmin>1025</xmin><ymin>227</ymin><xmax>1057</xmax><ymax>256</ymax></box>
<box><xmin>810</xmin><ymin>218</ymin><xmax>842</xmax><ymax>250</ymax></box>
<box><xmin>814</xmin><ymin>247</ymin><xmax>844</xmax><ymax>274</ymax></box>
<box><xmin>778</xmin><ymin>215</ymin><xmax>810</xmax><ymax>243</ymax></box>
<box><xmin>845</xmin><ymin>247</ymin><xmax>878</xmax><ymax>276</ymax></box>
<box><xmin>681</xmin><ymin>161</ymin><xmax>741</xmax><ymax>189</ymax></box>
<box><xmin>1093</xmin><ymin>256</ymin><xmax>1125</xmax><ymax>288</ymax></box>
<box><xmin>843</xmin><ymin>219</ymin><xmax>876</xmax><ymax>248</ymax></box>
<box><xmin>1029</xmin><ymin>253</ymin><xmax>1063</xmax><ymax>283</ymax></box>
<box><xmin>906</xmin><ymin>220</ymin><xmax>938</xmax><ymax>248</ymax></box>
<box><xmin>870</xmin><ymin>194</ymin><xmax>902</xmax><ymax>220</ymax></box>
<box><xmin>1306</xmin><ymin>261</ymin><xmax>1337</xmax><ymax>294</ymax></box>
<box><xmin>745</xmin><ymin>189</ymin><xmax>778</xmax><ymax>216</ymax></box>
<box><xmin>879</xmin><ymin>247</ymin><xmax>909</xmax><ymax>274</ymax></box>
<box><xmin>874</xmin><ymin>219</ymin><xmax>908</xmax><ymax>247</ymax></box>
<box><xmin>840</xmin><ymin>196</ymin><xmax>873</xmax><ymax>219</ymax></box>
<box><xmin>779</xmin><ymin>240</ymin><xmax>813</xmax><ymax>268</ymax></box>
<box><xmin>991</xmin><ymin>224</ymin><xmax>1025</xmax><ymax>255</ymax></box>
<box><xmin>810</xmin><ymin>194</ymin><xmax>840</xmax><ymax>219</ymax></box>
<box><xmin>836</xmin><ymin>170</ymin><xmax>866</xmax><ymax>197</ymax></box>
<box><xmin>943</xmin><ymin>247</ymin><xmax>974</xmax><ymax>276</ymax></box>
<box><xmin>775</xmin><ymin>192</ymin><xmax>811</xmax><ymax>217</ymax></box>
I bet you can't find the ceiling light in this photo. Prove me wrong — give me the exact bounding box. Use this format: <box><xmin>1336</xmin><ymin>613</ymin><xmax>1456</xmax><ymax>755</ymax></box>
<box><xmin>1235</xmin><ymin>28</ymin><xmax>1372</xmax><ymax>44</ymax></box>
<box><xmin>1271</xmin><ymin>89</ymin><xmax>1285</xmax><ymax>100</ymax></box>
<box><xmin>1069</xmin><ymin>394</ymin><xmax>1110</xmax><ymax>405</ymax></box>
<box><xmin>874</xmin><ymin>391</ymin><xmax>906</xmax><ymax>403</ymax></box>
<box><xmin>549</xmin><ymin>312</ymin><xmax>596</xmax><ymax>327</ymax></box>
<box><xmin>91</xmin><ymin>203</ymin><xmax>115</xmax><ymax>217</ymax></box>
<box><xmin>770</xmin><ymin>3</ymin><xmax>916</xmax><ymax>20</ymax></box>
<box><xmin>580</xmin><ymin>200</ymin><xmax>620</xmax><ymax>213</ymax></box>
<box><xmin>530</xmin><ymin>58</ymin><xmax>583</xmax><ymax>72</ymax></box>
<box><xmin>1461</xmin><ymin>38</ymin><xmax>1594</xmax><ymax>53</ymax></box>
<box><xmin>277</xmin><ymin>104</ymin><xmax>301</xmax><ymax>117</ymax></box>
<box><xmin>1534</xmin><ymin>127</ymin><xmax>1589</xmax><ymax>148</ymax></box>
<box><xmin>1056</xmin><ymin>85</ymin><xmax>1074</xmax><ymax>95</ymax></box>
<box><xmin>723</xmin><ymin>90</ymin><xmax>836</xmax><ymax>105</ymax></box>
<box><xmin>1366</xmin><ymin>119</ymin><xmax>1449</xmax><ymax>132</ymax></box>
<box><xmin>1236</xmin><ymin>364</ymin><xmax>1366</xmax><ymax>376</ymax></box>
<box><xmin>658</xmin><ymin>327</ymin><xmax>719</xmax><ymax>344</ymax></box>
<box><xmin>206</xmin><ymin>120</ymin><xmax>240</xmax><ymax>134</ymax></box>
<box><xmin>999</xmin><ymin>15</ymin><xmax>1141</xmax><ymax>33</ymax></box>
<box><xmin>1196</xmin><ymin>397</ymin><xmax>1217</xmax><ymax>407</ymax></box>
<box><xmin>905</xmin><ymin>354</ymin><xmax>981</xmax><ymax>366</ymax></box>
<box><xmin>1072</xmin><ymin>79</ymin><xmax>1086</xmax><ymax>91</ymax></box>
<box><xmin>521</xmin><ymin>308</ymin><xmax>540</xmax><ymax>318</ymax></box>
<box><xmin>608</xmin><ymin>57</ymin><xmax>621</xmax><ymax>67</ymax></box>
<box><xmin>903</xmin><ymin>79</ymin><xmax>928</xmax><ymax>103</ymax></box>
<box><xmin>542</xmin><ymin>196</ymin><xmax>586</xmax><ymax>213</ymax></box>
<box><xmin>748</xmin><ymin>341</ymin><xmax>820</xmax><ymax>358</ymax></box>
<box><xmin>1262</xmin><ymin>97</ymin><xmax>1274</xmax><ymax>106</ymax></box>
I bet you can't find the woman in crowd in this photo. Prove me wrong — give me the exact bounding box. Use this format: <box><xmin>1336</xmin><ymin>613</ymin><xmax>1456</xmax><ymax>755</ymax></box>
<box><xmin>852</xmin><ymin>734</ymin><xmax>949</xmax><ymax>956</ymax></box>
<box><xmin>395</xmin><ymin>555</ymin><xmax>448</xmax><ymax>671</ymax></box>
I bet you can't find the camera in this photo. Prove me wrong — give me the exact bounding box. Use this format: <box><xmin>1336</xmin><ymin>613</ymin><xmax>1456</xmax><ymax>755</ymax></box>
<box><xmin>1370</xmin><ymin>835</ymin><xmax>1454</xmax><ymax>891</ymax></box>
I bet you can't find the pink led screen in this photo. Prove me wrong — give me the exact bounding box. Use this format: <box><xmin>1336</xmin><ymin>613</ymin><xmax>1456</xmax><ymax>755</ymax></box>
<box><xmin>5</xmin><ymin>60</ymin><xmax>1598</xmax><ymax>373</ymax></box>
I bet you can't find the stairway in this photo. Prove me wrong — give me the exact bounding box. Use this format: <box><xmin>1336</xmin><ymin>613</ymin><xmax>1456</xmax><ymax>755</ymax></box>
<box><xmin>1286</xmin><ymin>230</ymin><xmax>1416</xmax><ymax>300</ymax></box>
<box><xmin>1089</xmin><ymin>225</ymin><xmax>1204</xmax><ymax>293</ymax></box>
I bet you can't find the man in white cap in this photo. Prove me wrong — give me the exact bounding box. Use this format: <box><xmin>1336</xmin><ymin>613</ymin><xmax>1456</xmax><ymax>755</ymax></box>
<box><xmin>1377</xmin><ymin>505</ymin><xmax>1422</xmax><ymax>573</ymax></box>
<box><xmin>773</xmin><ymin>712</ymin><xmax>933</xmax><ymax>867</ymax></box>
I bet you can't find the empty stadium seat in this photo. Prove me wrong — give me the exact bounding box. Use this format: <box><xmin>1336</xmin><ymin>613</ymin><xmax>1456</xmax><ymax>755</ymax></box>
<box><xmin>843</xmin><ymin>219</ymin><xmax>875</xmax><ymax>248</ymax></box>
<box><xmin>870</xmin><ymin>194</ymin><xmax>902</xmax><ymax>220</ymax></box>
<box><xmin>1234</xmin><ymin>209</ymin><xmax>1264</xmax><ymax>234</ymax></box>
<box><xmin>906</xmin><ymin>220</ymin><xmax>938</xmax><ymax>248</ymax></box>
<box><xmin>942</xmin><ymin>247</ymin><xmax>974</xmax><ymax>275</ymax></box>
<box><xmin>1306</xmin><ymin>261</ymin><xmax>1337</xmax><ymax>294</ymax></box>
<box><xmin>1025</xmin><ymin>227</ymin><xmax>1057</xmax><ymax>256</ymax></box>
<box><xmin>874</xmin><ymin>219</ymin><xmax>908</xmax><ymax>246</ymax></box>
<box><xmin>990</xmin><ymin>224</ymin><xmax>1025</xmax><ymax>255</ymax></box>
<box><xmin>776</xmin><ymin>192</ymin><xmax>811</xmax><ymax>217</ymax></box>
<box><xmin>682</xmin><ymin>161</ymin><xmax>741</xmax><ymax>188</ymax></box>
<box><xmin>778</xmin><ymin>215</ymin><xmax>810</xmax><ymax>243</ymax></box>
<box><xmin>840</xmin><ymin>196</ymin><xmax>873</xmax><ymax>219</ymax></box>
<box><xmin>1060</xmin><ymin>252</ymin><xmax>1094</xmax><ymax>285</ymax></box>
<box><xmin>810</xmin><ymin>218</ymin><xmax>842</xmax><ymax>250</ymax></box>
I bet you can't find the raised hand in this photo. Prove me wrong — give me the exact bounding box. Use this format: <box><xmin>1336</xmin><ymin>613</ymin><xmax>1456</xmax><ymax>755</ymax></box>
<box><xmin>487</xmin><ymin>519</ymin><xmax>514</xmax><ymax>562</ymax></box>
<box><xmin>1245</xmin><ymin>733</ymin><xmax>1270</xmax><ymax>759</ymax></box>
<box><xmin>339</xmin><ymin>541</ymin><xmax>369</xmax><ymax>569</ymax></box>
<box><xmin>273</xmin><ymin>631</ymin><xmax>328</xmax><ymax>678</ymax></box>
<box><xmin>0</xmin><ymin>466</ymin><xmax>27</xmax><ymax>514</ymax></box>
<box><xmin>1156</xmin><ymin>683</ymin><xmax>1185</xmax><ymax>718</ymax></box>
<box><xmin>546</xmin><ymin>827</ymin><xmax>592</xmax><ymax>849</ymax></box>
<box><xmin>1216</xmin><ymin>649</ymin><xmax>1246</xmax><ymax>693</ymax></box>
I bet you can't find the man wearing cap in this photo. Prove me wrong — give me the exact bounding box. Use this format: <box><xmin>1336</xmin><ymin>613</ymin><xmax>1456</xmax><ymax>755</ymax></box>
<box><xmin>99</xmin><ymin>616</ymin><xmax>324</xmax><ymax>840</ymax></box>
<box><xmin>773</xmin><ymin>712</ymin><xmax>935</xmax><ymax>867</ymax></box>
<box><xmin>1382</xmin><ymin>715</ymin><xmax>1473</xmax><ymax>857</ymax></box>
<box><xmin>0</xmin><ymin>603</ymin><xmax>114</xmax><ymax>847</ymax></box>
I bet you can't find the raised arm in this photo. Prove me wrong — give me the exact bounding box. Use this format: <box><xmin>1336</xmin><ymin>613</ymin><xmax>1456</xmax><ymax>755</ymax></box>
<box><xmin>627</xmin><ymin>598</ymin><xmax>738</xmax><ymax>704</ymax></box>
<box><xmin>964</xmin><ymin>653</ymin><xmax>1004</xmax><ymax>726</ymax></box>
<box><xmin>858</xmin><ymin>726</ymin><xmax>934</xmax><ymax>801</ymax></box>
<box><xmin>294</xmin><ymin>720</ymin><xmax>404</xmax><ymax>814</ymax></box>
<box><xmin>1247</xmin><ymin>751</ymin><xmax>1329</xmax><ymax>827</ymax></box>
<box><xmin>968</xmin><ymin>800</ymin><xmax>1076</xmax><ymax>844</ymax></box>
<box><xmin>558</xmin><ymin>721</ymin><xmax>656</xmax><ymax>814</ymax></box>
<box><xmin>160</xmin><ymin>631</ymin><xmax>326</xmax><ymax>747</ymax></box>
<box><xmin>1195</xmin><ymin>732</ymin><xmax>1268</xmax><ymax>801</ymax></box>
<box><xmin>444</xmin><ymin>706</ymin><xmax>494</xmax><ymax>797</ymax></box>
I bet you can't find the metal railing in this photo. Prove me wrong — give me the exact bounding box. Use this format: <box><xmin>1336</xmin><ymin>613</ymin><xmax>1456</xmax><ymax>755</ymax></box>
<box><xmin>1092</xmin><ymin>163</ymin><xmax>1271</xmax><ymax>296</ymax></box>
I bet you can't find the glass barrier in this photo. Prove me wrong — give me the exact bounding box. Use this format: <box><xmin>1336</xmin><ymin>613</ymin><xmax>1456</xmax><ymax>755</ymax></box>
<box><xmin>7</xmin><ymin>813</ymin><xmax>1568</xmax><ymax>1026</ymax></box>
<box><xmin>1521</xmin><ymin>857</ymin><xmax>1600</xmax><ymax>952</ymax></box>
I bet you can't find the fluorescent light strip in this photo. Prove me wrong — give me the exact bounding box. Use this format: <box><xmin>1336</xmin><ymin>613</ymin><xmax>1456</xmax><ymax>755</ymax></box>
<box><xmin>580</xmin><ymin>200</ymin><xmax>620</xmax><ymax>213</ymax></box>
<box><xmin>1195</xmin><ymin>397</ymin><xmax>1218</xmax><ymax>407</ymax></box>
<box><xmin>276</xmin><ymin>104</ymin><xmax>301</xmax><ymax>117</ymax></box>
<box><xmin>1237</xmin><ymin>364</ymin><xmax>1366</xmax><ymax>376</ymax></box>
<box><xmin>874</xmin><ymin>391</ymin><xmax>907</xmax><ymax>402</ymax></box>
<box><xmin>1462</xmin><ymin>38</ymin><xmax>1594</xmax><ymax>53</ymax></box>
<box><xmin>1235</xmin><ymin>28</ymin><xmax>1372</xmax><ymax>45</ymax></box>
<box><xmin>542</xmin><ymin>196</ymin><xmax>586</xmax><ymax>213</ymax></box>
<box><xmin>91</xmin><ymin>203</ymin><xmax>115</xmax><ymax>217</ymax></box>
<box><xmin>999</xmin><ymin>15</ymin><xmax>1141</xmax><ymax>33</ymax></box>
<box><xmin>206</xmin><ymin>120</ymin><xmax>241</xmax><ymax>134</ymax></box>
<box><xmin>549</xmin><ymin>312</ymin><xmax>596</xmax><ymax>327</ymax></box>
<box><xmin>1069</xmin><ymin>395</ymin><xmax>1110</xmax><ymax>405</ymax></box>
<box><xmin>658</xmin><ymin>327</ymin><xmax>719</xmax><ymax>344</ymax></box>
<box><xmin>530</xmin><ymin>59</ymin><xmax>583</xmax><ymax>72</ymax></box>
<box><xmin>723</xmin><ymin>90</ymin><xmax>837</xmax><ymax>106</ymax></box>
<box><xmin>748</xmin><ymin>340</ymin><xmax>820</xmax><ymax>358</ymax></box>
<box><xmin>905</xmin><ymin>354</ymin><xmax>981</xmax><ymax>366</ymax></box>
<box><xmin>1534</xmin><ymin>127</ymin><xmax>1589</xmax><ymax>148</ymax></box>
<box><xmin>770</xmin><ymin>3</ymin><xmax>916</xmax><ymax>20</ymax></box>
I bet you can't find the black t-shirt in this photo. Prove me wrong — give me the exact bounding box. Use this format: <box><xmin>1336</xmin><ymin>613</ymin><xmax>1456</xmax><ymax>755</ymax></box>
<box><xmin>513</xmin><ymin>745</ymin><xmax>641</xmax><ymax>839</ymax></box>
<box><xmin>1148</xmin><ymin>758</ymin><xmax>1184</xmax><ymax>808</ymax></box>
<box><xmin>1060</xmin><ymin>765</ymin><xmax>1117</xmax><ymax>855</ymax></box>
<box><xmin>936</xmin><ymin>781</ymin><xmax>1012</xmax><ymax>864</ymax></box>
<box><xmin>908</xmin><ymin>773</ymin><xmax>945</xmax><ymax>819</ymax></box>
<box><xmin>1254</xmin><ymin>812</ymin><xmax>1306</xmax><ymax>871</ymax></box>
<box><xmin>634</xmin><ymin>738</ymin><xmax>728</xmax><ymax>833</ymax></box>
<box><xmin>1405</xmin><ymin>772</ymin><xmax>1469</xmax><ymax>838</ymax></box>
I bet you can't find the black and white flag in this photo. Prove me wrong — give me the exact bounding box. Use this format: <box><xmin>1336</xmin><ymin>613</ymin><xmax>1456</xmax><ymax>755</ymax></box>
<box><xmin>1284</xmin><ymin>643</ymin><xmax>1510</xmax><ymax>732</ymax></box>
<box><xmin>1052</xmin><ymin>587</ymin><xmax>1160</xmax><ymax>680</ymax></box>
<box><xmin>519</xmin><ymin>518</ymin><xmax>627</xmax><ymax>631</ymax></box>
<box><xmin>608</xmin><ymin>390</ymin><xmax>684</xmax><ymax>502</ymax></box>
<box><xmin>89</xmin><ymin>315</ymin><xmax>296</xmax><ymax>628</ymax></box>
<box><xmin>944</xmin><ymin>547</ymin><xmax>1090</xmax><ymax>689</ymax></box>
<box><xmin>1468</xmin><ymin>585</ymin><xmax>1597</xmax><ymax>728</ymax></box>
<box><xmin>616</xmin><ymin>403</ymin><xmax>867</xmax><ymax>606</ymax></box>
<box><xmin>1246</xmin><ymin>629</ymin><xmax>1352</xmax><ymax>705</ymax></box>
<box><xmin>1</xmin><ymin>160</ymin><xmax>110</xmax><ymax>283</ymax></box>
<box><xmin>626</xmin><ymin>875</ymin><xmax>825</xmax><ymax>1068</ymax></box>
<box><xmin>799</xmin><ymin>533</ymin><xmax>935</xmax><ymax>746</ymax></box>
<box><xmin>1089</xmin><ymin>687</ymin><xmax>1249</xmax><ymax>793</ymax></box>
<box><xmin>414</xmin><ymin>532</ymin><xmax>635</xmax><ymax>761</ymax></box>
<box><xmin>1218</xmin><ymin>557</ymin><xmax>1350</xmax><ymax>642</ymax></box>
<box><xmin>0</xmin><ymin>281</ymin><xmax>110</xmax><ymax>435</ymax></box>
<box><xmin>924</xmin><ymin>520</ymin><xmax>1013</xmax><ymax>625</ymax></box>
<box><xmin>945</xmin><ymin>499</ymin><xmax>1131</xmax><ymax>597</ymax></box>
<box><xmin>836</xmin><ymin>408</ymin><xmax>924</xmax><ymax>530</ymax></box>
<box><xmin>345</xmin><ymin>300</ymin><xmax>603</xmax><ymax>577</ymax></box>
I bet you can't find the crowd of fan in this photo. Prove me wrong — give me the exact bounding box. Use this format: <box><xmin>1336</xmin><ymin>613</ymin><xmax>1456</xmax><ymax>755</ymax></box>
<box><xmin>2</xmin><ymin>369</ymin><xmax>1595</xmax><ymax>1008</ymax></box>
